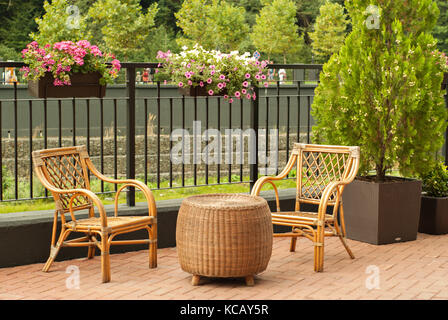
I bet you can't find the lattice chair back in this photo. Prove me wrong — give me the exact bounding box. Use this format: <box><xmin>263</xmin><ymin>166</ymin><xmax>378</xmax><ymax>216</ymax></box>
<box><xmin>33</xmin><ymin>146</ymin><xmax>92</xmax><ymax>214</ymax></box>
<box><xmin>295</xmin><ymin>143</ymin><xmax>360</xmax><ymax>208</ymax></box>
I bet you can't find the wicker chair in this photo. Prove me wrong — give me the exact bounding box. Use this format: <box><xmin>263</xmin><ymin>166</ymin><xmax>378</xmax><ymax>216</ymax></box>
<box><xmin>251</xmin><ymin>143</ymin><xmax>360</xmax><ymax>272</ymax></box>
<box><xmin>32</xmin><ymin>145</ymin><xmax>157</xmax><ymax>283</ymax></box>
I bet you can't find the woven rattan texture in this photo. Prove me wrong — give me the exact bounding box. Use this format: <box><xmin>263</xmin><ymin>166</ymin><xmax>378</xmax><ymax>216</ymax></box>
<box><xmin>176</xmin><ymin>194</ymin><xmax>273</xmax><ymax>278</ymax></box>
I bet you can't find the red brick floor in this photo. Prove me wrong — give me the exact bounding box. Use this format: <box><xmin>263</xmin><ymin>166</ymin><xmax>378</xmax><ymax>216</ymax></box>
<box><xmin>1</xmin><ymin>233</ymin><xmax>448</xmax><ymax>300</ymax></box>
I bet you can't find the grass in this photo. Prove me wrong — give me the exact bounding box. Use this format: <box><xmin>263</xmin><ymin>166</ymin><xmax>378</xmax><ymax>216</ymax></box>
<box><xmin>0</xmin><ymin>174</ymin><xmax>298</xmax><ymax>214</ymax></box>
<box><xmin>0</xmin><ymin>168</ymin><xmax>405</xmax><ymax>214</ymax></box>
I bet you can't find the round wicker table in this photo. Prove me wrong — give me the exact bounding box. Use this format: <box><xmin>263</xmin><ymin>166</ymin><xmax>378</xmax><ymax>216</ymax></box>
<box><xmin>176</xmin><ymin>193</ymin><xmax>273</xmax><ymax>286</ymax></box>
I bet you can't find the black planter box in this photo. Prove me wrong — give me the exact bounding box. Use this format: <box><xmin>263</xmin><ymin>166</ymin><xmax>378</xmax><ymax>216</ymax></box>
<box><xmin>28</xmin><ymin>72</ymin><xmax>106</xmax><ymax>98</ymax></box>
<box><xmin>178</xmin><ymin>86</ymin><xmax>209</xmax><ymax>97</ymax></box>
<box><xmin>342</xmin><ymin>177</ymin><xmax>422</xmax><ymax>245</ymax></box>
<box><xmin>178</xmin><ymin>86</ymin><xmax>227</xmax><ymax>97</ymax></box>
<box><xmin>418</xmin><ymin>195</ymin><xmax>448</xmax><ymax>235</ymax></box>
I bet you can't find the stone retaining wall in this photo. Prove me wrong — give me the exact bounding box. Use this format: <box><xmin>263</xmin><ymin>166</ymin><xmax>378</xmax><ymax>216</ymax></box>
<box><xmin>2</xmin><ymin>132</ymin><xmax>309</xmax><ymax>182</ymax></box>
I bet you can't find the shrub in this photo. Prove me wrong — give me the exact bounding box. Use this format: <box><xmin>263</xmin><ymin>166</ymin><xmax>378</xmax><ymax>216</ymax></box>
<box><xmin>311</xmin><ymin>0</ymin><xmax>447</xmax><ymax>182</ymax></box>
<box><xmin>421</xmin><ymin>162</ymin><xmax>448</xmax><ymax>197</ymax></box>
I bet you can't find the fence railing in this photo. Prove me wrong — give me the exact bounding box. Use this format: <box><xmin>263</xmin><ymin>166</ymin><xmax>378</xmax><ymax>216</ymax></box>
<box><xmin>1</xmin><ymin>61</ymin><xmax>447</xmax><ymax>207</ymax></box>
<box><xmin>0</xmin><ymin>61</ymin><xmax>322</xmax><ymax>206</ymax></box>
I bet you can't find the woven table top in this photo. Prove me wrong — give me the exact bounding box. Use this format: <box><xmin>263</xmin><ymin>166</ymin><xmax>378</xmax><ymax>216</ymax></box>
<box><xmin>182</xmin><ymin>193</ymin><xmax>268</xmax><ymax>210</ymax></box>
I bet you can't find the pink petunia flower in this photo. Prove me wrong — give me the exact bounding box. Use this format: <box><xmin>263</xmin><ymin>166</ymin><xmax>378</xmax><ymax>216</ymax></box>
<box><xmin>234</xmin><ymin>91</ymin><xmax>241</xmax><ymax>98</ymax></box>
<box><xmin>178</xmin><ymin>82</ymin><xmax>184</xmax><ymax>87</ymax></box>
<box><xmin>245</xmin><ymin>73</ymin><xmax>251</xmax><ymax>79</ymax></box>
<box><xmin>208</xmin><ymin>89</ymin><xmax>214</xmax><ymax>96</ymax></box>
<box><xmin>242</xmin><ymin>81</ymin><xmax>249</xmax><ymax>87</ymax></box>
<box><xmin>206</xmin><ymin>78</ymin><xmax>212</xmax><ymax>84</ymax></box>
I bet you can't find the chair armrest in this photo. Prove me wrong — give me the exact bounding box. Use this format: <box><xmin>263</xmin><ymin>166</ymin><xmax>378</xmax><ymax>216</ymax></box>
<box><xmin>317</xmin><ymin>180</ymin><xmax>351</xmax><ymax>222</ymax></box>
<box><xmin>86</xmin><ymin>159</ymin><xmax>156</xmax><ymax>218</ymax></box>
<box><xmin>251</xmin><ymin>176</ymin><xmax>281</xmax><ymax>212</ymax></box>
<box><xmin>250</xmin><ymin>153</ymin><xmax>298</xmax><ymax>212</ymax></box>
<box><xmin>114</xmin><ymin>182</ymin><xmax>157</xmax><ymax>218</ymax></box>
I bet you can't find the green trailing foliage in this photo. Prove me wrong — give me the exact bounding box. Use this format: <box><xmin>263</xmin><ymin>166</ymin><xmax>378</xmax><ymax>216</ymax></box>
<box><xmin>311</xmin><ymin>0</ymin><xmax>447</xmax><ymax>182</ymax></box>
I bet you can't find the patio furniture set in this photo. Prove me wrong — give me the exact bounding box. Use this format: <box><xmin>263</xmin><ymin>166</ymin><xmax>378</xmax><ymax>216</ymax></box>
<box><xmin>32</xmin><ymin>142</ymin><xmax>360</xmax><ymax>285</ymax></box>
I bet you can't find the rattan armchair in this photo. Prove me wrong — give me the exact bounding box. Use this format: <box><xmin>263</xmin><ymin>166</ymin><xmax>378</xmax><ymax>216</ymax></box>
<box><xmin>251</xmin><ymin>143</ymin><xmax>360</xmax><ymax>272</ymax></box>
<box><xmin>32</xmin><ymin>145</ymin><xmax>157</xmax><ymax>283</ymax></box>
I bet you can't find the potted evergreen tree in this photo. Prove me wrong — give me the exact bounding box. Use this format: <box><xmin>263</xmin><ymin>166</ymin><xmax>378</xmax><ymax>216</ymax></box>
<box><xmin>419</xmin><ymin>162</ymin><xmax>448</xmax><ymax>235</ymax></box>
<box><xmin>311</xmin><ymin>0</ymin><xmax>447</xmax><ymax>244</ymax></box>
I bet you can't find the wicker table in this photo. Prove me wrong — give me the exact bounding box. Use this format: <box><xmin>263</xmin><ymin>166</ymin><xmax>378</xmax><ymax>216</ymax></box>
<box><xmin>176</xmin><ymin>193</ymin><xmax>273</xmax><ymax>286</ymax></box>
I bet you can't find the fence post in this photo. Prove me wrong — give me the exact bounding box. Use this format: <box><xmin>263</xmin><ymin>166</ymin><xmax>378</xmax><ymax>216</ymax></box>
<box><xmin>249</xmin><ymin>86</ymin><xmax>259</xmax><ymax>192</ymax></box>
<box><xmin>126</xmin><ymin>65</ymin><xmax>136</xmax><ymax>206</ymax></box>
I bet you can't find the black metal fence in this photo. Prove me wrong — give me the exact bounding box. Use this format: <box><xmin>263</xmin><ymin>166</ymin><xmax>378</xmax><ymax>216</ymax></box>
<box><xmin>0</xmin><ymin>61</ymin><xmax>322</xmax><ymax>206</ymax></box>
<box><xmin>1</xmin><ymin>61</ymin><xmax>447</xmax><ymax>207</ymax></box>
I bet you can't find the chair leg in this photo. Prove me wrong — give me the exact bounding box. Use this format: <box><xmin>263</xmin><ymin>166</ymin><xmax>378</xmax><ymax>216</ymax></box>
<box><xmin>314</xmin><ymin>245</ymin><xmax>324</xmax><ymax>272</ymax></box>
<box><xmin>289</xmin><ymin>227</ymin><xmax>299</xmax><ymax>252</ymax></box>
<box><xmin>87</xmin><ymin>234</ymin><xmax>96</xmax><ymax>259</ymax></box>
<box><xmin>314</xmin><ymin>228</ymin><xmax>325</xmax><ymax>272</ymax></box>
<box><xmin>335</xmin><ymin>206</ymin><xmax>355</xmax><ymax>260</ymax></box>
<box><xmin>289</xmin><ymin>237</ymin><xmax>298</xmax><ymax>252</ymax></box>
<box><xmin>338</xmin><ymin>234</ymin><xmax>355</xmax><ymax>259</ymax></box>
<box><xmin>100</xmin><ymin>233</ymin><xmax>111</xmax><ymax>283</ymax></box>
<box><xmin>147</xmin><ymin>226</ymin><xmax>157</xmax><ymax>269</ymax></box>
<box><xmin>42</xmin><ymin>229</ymin><xmax>71</xmax><ymax>272</ymax></box>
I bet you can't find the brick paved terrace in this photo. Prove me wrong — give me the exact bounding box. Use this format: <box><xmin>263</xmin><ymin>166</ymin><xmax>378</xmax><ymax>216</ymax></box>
<box><xmin>1</xmin><ymin>233</ymin><xmax>448</xmax><ymax>301</ymax></box>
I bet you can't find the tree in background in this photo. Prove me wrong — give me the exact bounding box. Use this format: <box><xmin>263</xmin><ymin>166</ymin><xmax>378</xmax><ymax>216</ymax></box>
<box><xmin>251</xmin><ymin>0</ymin><xmax>304</xmax><ymax>63</ymax></box>
<box><xmin>434</xmin><ymin>0</ymin><xmax>448</xmax><ymax>53</ymax></box>
<box><xmin>312</xmin><ymin>0</ymin><xmax>447</xmax><ymax>181</ymax></box>
<box><xmin>143</xmin><ymin>0</ymin><xmax>182</xmax><ymax>34</ymax></box>
<box><xmin>0</xmin><ymin>44</ymin><xmax>21</xmax><ymax>61</ymax></box>
<box><xmin>309</xmin><ymin>1</ymin><xmax>349</xmax><ymax>63</ymax></box>
<box><xmin>227</xmin><ymin>0</ymin><xmax>264</xmax><ymax>26</ymax></box>
<box><xmin>88</xmin><ymin>0</ymin><xmax>159</xmax><ymax>61</ymax></box>
<box><xmin>295</xmin><ymin>0</ymin><xmax>325</xmax><ymax>43</ymax></box>
<box><xmin>31</xmin><ymin>0</ymin><xmax>90</xmax><ymax>44</ymax></box>
<box><xmin>175</xmin><ymin>0</ymin><xmax>248</xmax><ymax>52</ymax></box>
<box><xmin>0</xmin><ymin>0</ymin><xmax>45</xmax><ymax>53</ymax></box>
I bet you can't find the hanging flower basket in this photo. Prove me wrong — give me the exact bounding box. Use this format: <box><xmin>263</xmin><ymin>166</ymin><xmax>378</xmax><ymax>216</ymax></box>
<box><xmin>21</xmin><ymin>40</ymin><xmax>120</xmax><ymax>98</ymax></box>
<box><xmin>28</xmin><ymin>71</ymin><xmax>106</xmax><ymax>98</ymax></box>
<box><xmin>157</xmin><ymin>44</ymin><xmax>270</xmax><ymax>103</ymax></box>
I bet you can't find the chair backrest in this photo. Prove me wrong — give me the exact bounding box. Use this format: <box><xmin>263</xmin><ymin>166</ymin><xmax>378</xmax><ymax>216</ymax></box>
<box><xmin>295</xmin><ymin>143</ymin><xmax>360</xmax><ymax>207</ymax></box>
<box><xmin>32</xmin><ymin>145</ymin><xmax>92</xmax><ymax>213</ymax></box>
